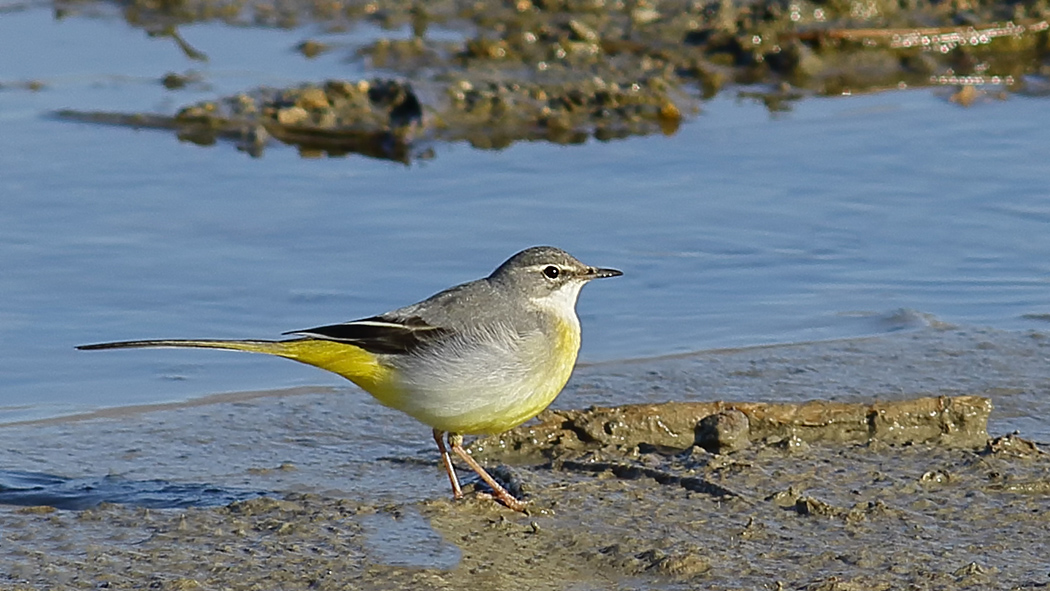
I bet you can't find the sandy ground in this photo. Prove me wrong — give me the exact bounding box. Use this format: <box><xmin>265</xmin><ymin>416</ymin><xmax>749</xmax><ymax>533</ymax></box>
<box><xmin>2</xmin><ymin>325</ymin><xmax>1050</xmax><ymax>589</ymax></box>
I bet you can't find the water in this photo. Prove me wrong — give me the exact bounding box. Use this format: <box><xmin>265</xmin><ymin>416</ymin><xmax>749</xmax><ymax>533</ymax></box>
<box><xmin>2</xmin><ymin>6</ymin><xmax>1050</xmax><ymax>423</ymax></box>
<box><xmin>360</xmin><ymin>509</ymin><xmax>462</xmax><ymax>569</ymax></box>
<box><xmin>0</xmin><ymin>469</ymin><xmax>267</xmax><ymax>510</ymax></box>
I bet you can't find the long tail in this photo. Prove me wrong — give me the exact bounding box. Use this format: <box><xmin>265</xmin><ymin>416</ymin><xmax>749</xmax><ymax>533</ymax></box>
<box><xmin>77</xmin><ymin>339</ymin><xmax>288</xmax><ymax>355</ymax></box>
<box><xmin>76</xmin><ymin>338</ymin><xmax>396</xmax><ymax>402</ymax></box>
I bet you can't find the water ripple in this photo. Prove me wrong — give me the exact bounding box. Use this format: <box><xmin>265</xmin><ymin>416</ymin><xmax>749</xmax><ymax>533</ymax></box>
<box><xmin>0</xmin><ymin>470</ymin><xmax>268</xmax><ymax>510</ymax></box>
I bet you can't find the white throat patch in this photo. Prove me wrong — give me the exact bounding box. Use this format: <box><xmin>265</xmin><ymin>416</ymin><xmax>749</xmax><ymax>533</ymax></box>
<box><xmin>530</xmin><ymin>280</ymin><xmax>586</xmax><ymax>327</ymax></box>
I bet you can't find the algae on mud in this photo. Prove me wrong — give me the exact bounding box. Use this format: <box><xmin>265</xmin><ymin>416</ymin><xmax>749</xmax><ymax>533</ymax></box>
<box><xmin>48</xmin><ymin>0</ymin><xmax>1050</xmax><ymax>159</ymax></box>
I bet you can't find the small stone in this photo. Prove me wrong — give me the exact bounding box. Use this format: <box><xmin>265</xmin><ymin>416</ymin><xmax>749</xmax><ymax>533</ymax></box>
<box><xmin>161</xmin><ymin>72</ymin><xmax>192</xmax><ymax>90</ymax></box>
<box><xmin>325</xmin><ymin>80</ymin><xmax>356</xmax><ymax>98</ymax></box>
<box><xmin>695</xmin><ymin>409</ymin><xmax>751</xmax><ymax>453</ymax></box>
<box><xmin>794</xmin><ymin>496</ymin><xmax>838</xmax><ymax>516</ymax></box>
<box><xmin>296</xmin><ymin>40</ymin><xmax>331</xmax><ymax>58</ymax></box>
<box><xmin>655</xmin><ymin>551</ymin><xmax>710</xmax><ymax>577</ymax></box>
<box><xmin>297</xmin><ymin>87</ymin><xmax>330</xmax><ymax>110</ymax></box>
<box><xmin>276</xmin><ymin>106</ymin><xmax>309</xmax><ymax>125</ymax></box>
<box><xmin>631</xmin><ymin>7</ymin><xmax>661</xmax><ymax>24</ymax></box>
<box><xmin>987</xmin><ymin>433</ymin><xmax>1044</xmax><ymax>456</ymax></box>
<box><xmin>568</xmin><ymin>19</ymin><xmax>600</xmax><ymax>44</ymax></box>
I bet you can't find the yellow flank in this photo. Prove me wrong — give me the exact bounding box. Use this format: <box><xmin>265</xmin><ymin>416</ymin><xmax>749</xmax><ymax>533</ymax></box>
<box><xmin>195</xmin><ymin>339</ymin><xmax>403</xmax><ymax>408</ymax></box>
<box><xmin>272</xmin><ymin>339</ymin><xmax>403</xmax><ymax>407</ymax></box>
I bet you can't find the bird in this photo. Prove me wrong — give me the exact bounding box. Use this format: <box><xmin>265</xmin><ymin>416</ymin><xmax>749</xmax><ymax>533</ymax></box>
<box><xmin>78</xmin><ymin>246</ymin><xmax>622</xmax><ymax>511</ymax></box>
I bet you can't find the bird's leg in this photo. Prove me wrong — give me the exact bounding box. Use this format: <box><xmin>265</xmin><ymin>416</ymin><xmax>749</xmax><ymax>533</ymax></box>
<box><xmin>448</xmin><ymin>433</ymin><xmax>527</xmax><ymax>512</ymax></box>
<box><xmin>433</xmin><ymin>428</ymin><xmax>463</xmax><ymax>499</ymax></box>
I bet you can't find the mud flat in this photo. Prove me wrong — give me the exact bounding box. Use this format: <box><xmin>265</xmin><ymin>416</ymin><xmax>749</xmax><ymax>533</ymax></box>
<box><xmin>2</xmin><ymin>325</ymin><xmax>1050</xmax><ymax>589</ymax></box>
<box><xmin>48</xmin><ymin>0</ymin><xmax>1050</xmax><ymax>159</ymax></box>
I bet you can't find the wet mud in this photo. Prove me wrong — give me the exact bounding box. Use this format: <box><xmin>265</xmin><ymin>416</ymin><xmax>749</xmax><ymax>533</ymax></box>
<box><xmin>2</xmin><ymin>326</ymin><xmax>1050</xmax><ymax>589</ymax></box>
<box><xmin>3</xmin><ymin>427</ymin><xmax>1050</xmax><ymax>589</ymax></box>
<box><xmin>43</xmin><ymin>0</ymin><xmax>1050</xmax><ymax>159</ymax></box>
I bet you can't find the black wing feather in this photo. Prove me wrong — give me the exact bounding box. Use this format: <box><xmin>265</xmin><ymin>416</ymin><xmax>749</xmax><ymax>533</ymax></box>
<box><xmin>284</xmin><ymin>315</ymin><xmax>448</xmax><ymax>355</ymax></box>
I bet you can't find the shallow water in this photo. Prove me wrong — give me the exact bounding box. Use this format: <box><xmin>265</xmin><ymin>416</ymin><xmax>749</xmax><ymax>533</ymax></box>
<box><xmin>0</xmin><ymin>469</ymin><xmax>267</xmax><ymax>510</ymax></box>
<box><xmin>2</xmin><ymin>5</ymin><xmax>1050</xmax><ymax>425</ymax></box>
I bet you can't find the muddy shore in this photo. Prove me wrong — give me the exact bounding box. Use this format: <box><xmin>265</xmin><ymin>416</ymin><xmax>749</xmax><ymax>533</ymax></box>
<box><xmin>2</xmin><ymin>325</ymin><xmax>1050</xmax><ymax>589</ymax></box>
<box><xmin>46</xmin><ymin>0</ymin><xmax>1050</xmax><ymax>159</ymax></box>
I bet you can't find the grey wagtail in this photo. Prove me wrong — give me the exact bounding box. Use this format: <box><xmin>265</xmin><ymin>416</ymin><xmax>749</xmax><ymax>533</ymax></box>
<box><xmin>78</xmin><ymin>246</ymin><xmax>621</xmax><ymax>511</ymax></box>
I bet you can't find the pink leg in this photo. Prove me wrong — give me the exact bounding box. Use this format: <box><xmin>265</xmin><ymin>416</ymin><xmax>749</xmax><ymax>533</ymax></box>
<box><xmin>448</xmin><ymin>433</ymin><xmax>527</xmax><ymax>512</ymax></box>
<box><xmin>433</xmin><ymin>429</ymin><xmax>463</xmax><ymax>499</ymax></box>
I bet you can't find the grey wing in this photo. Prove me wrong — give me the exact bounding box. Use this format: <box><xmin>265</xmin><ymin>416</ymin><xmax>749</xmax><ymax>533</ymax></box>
<box><xmin>383</xmin><ymin>276</ymin><xmax>522</xmax><ymax>332</ymax></box>
<box><xmin>288</xmin><ymin>276</ymin><xmax>513</xmax><ymax>354</ymax></box>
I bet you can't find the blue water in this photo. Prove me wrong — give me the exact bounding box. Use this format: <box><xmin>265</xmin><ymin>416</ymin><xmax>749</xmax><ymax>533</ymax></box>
<box><xmin>2</xmin><ymin>6</ymin><xmax>1049</xmax><ymax>422</ymax></box>
<box><xmin>0</xmin><ymin>469</ymin><xmax>267</xmax><ymax>510</ymax></box>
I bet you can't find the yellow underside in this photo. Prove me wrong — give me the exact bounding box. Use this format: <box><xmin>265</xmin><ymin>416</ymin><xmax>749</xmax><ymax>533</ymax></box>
<box><xmin>232</xmin><ymin>339</ymin><xmax>402</xmax><ymax>406</ymax></box>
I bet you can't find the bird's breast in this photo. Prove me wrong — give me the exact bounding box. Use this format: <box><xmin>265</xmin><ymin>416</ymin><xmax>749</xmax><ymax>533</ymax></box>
<box><xmin>386</xmin><ymin>316</ymin><xmax>582</xmax><ymax>435</ymax></box>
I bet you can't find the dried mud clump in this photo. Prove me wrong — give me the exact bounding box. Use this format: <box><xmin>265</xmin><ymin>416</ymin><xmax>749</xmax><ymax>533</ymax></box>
<box><xmin>60</xmin><ymin>72</ymin><xmax>684</xmax><ymax>161</ymax></box>
<box><xmin>165</xmin><ymin>79</ymin><xmax>422</xmax><ymax>160</ymax></box>
<box><xmin>470</xmin><ymin>395</ymin><xmax>993</xmax><ymax>460</ymax></box>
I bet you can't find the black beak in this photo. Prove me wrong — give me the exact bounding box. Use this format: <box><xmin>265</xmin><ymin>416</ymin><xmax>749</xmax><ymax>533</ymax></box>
<box><xmin>588</xmin><ymin>267</ymin><xmax>623</xmax><ymax>279</ymax></box>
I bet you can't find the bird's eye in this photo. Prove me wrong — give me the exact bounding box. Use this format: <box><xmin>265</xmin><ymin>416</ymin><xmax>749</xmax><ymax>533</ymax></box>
<box><xmin>542</xmin><ymin>265</ymin><xmax>560</xmax><ymax>279</ymax></box>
